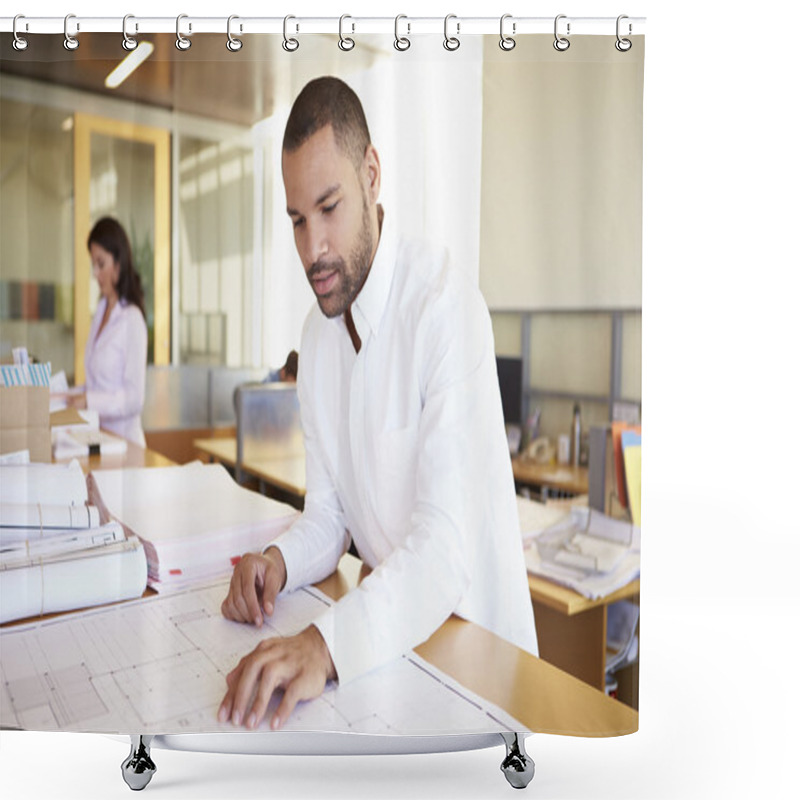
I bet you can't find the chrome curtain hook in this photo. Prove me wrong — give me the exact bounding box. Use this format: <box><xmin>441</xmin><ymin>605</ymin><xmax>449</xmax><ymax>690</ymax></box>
<box><xmin>176</xmin><ymin>14</ymin><xmax>191</xmax><ymax>51</ymax></box>
<box><xmin>339</xmin><ymin>14</ymin><xmax>355</xmax><ymax>51</ymax></box>
<box><xmin>443</xmin><ymin>14</ymin><xmax>460</xmax><ymax>51</ymax></box>
<box><xmin>499</xmin><ymin>13</ymin><xmax>516</xmax><ymax>51</ymax></box>
<box><xmin>282</xmin><ymin>15</ymin><xmax>299</xmax><ymax>52</ymax></box>
<box><xmin>227</xmin><ymin>15</ymin><xmax>243</xmax><ymax>51</ymax></box>
<box><xmin>12</xmin><ymin>14</ymin><xmax>29</xmax><ymax>51</ymax></box>
<box><xmin>394</xmin><ymin>14</ymin><xmax>411</xmax><ymax>51</ymax></box>
<box><xmin>63</xmin><ymin>13</ymin><xmax>79</xmax><ymax>51</ymax></box>
<box><xmin>122</xmin><ymin>14</ymin><xmax>138</xmax><ymax>51</ymax></box>
<box><xmin>553</xmin><ymin>14</ymin><xmax>570</xmax><ymax>52</ymax></box>
<box><xmin>615</xmin><ymin>14</ymin><xmax>632</xmax><ymax>52</ymax></box>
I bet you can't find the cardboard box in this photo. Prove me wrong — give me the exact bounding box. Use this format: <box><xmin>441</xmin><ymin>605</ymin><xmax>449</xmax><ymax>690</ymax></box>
<box><xmin>0</xmin><ymin>386</ymin><xmax>51</xmax><ymax>462</ymax></box>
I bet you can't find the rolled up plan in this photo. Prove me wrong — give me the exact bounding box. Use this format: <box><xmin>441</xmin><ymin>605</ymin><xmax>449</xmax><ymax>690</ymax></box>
<box><xmin>0</xmin><ymin>521</ymin><xmax>126</xmax><ymax>568</ymax></box>
<box><xmin>0</xmin><ymin>503</ymin><xmax>100</xmax><ymax>532</ymax></box>
<box><xmin>0</xmin><ymin>461</ymin><xmax>88</xmax><ymax>507</ymax></box>
<box><xmin>0</xmin><ymin>536</ymin><xmax>148</xmax><ymax>624</ymax></box>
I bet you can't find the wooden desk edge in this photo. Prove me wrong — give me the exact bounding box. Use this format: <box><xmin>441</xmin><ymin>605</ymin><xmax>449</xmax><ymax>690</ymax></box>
<box><xmin>317</xmin><ymin>555</ymin><xmax>638</xmax><ymax>739</ymax></box>
<box><xmin>529</xmin><ymin>575</ymin><xmax>641</xmax><ymax>615</ymax></box>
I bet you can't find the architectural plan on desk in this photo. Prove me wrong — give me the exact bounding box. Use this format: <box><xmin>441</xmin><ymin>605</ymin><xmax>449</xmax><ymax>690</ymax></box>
<box><xmin>0</xmin><ymin>579</ymin><xmax>527</xmax><ymax>737</ymax></box>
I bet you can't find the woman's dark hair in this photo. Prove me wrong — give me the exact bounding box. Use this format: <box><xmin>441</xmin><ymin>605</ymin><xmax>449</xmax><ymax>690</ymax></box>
<box><xmin>87</xmin><ymin>217</ymin><xmax>145</xmax><ymax>318</ymax></box>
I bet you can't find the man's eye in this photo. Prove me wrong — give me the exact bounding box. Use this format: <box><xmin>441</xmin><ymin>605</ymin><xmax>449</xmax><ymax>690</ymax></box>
<box><xmin>292</xmin><ymin>218</ymin><xmax>304</xmax><ymax>229</ymax></box>
<box><xmin>322</xmin><ymin>202</ymin><xmax>338</xmax><ymax>214</ymax></box>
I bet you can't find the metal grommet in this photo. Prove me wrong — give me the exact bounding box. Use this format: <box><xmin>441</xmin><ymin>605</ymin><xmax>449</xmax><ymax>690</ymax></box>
<box><xmin>443</xmin><ymin>14</ymin><xmax>460</xmax><ymax>52</ymax></box>
<box><xmin>63</xmin><ymin>13</ymin><xmax>79</xmax><ymax>51</ymax></box>
<box><xmin>176</xmin><ymin>14</ymin><xmax>191</xmax><ymax>51</ymax></box>
<box><xmin>394</xmin><ymin>14</ymin><xmax>411</xmax><ymax>51</ymax></box>
<box><xmin>615</xmin><ymin>14</ymin><xmax>632</xmax><ymax>52</ymax></box>
<box><xmin>122</xmin><ymin>14</ymin><xmax>137</xmax><ymax>51</ymax></box>
<box><xmin>282</xmin><ymin>15</ymin><xmax>299</xmax><ymax>52</ymax></box>
<box><xmin>12</xmin><ymin>15</ymin><xmax>29</xmax><ymax>51</ymax></box>
<box><xmin>499</xmin><ymin>13</ymin><xmax>516</xmax><ymax>51</ymax></box>
<box><xmin>338</xmin><ymin>14</ymin><xmax>355</xmax><ymax>51</ymax></box>
<box><xmin>553</xmin><ymin>14</ymin><xmax>570</xmax><ymax>52</ymax></box>
<box><xmin>227</xmin><ymin>15</ymin><xmax>243</xmax><ymax>52</ymax></box>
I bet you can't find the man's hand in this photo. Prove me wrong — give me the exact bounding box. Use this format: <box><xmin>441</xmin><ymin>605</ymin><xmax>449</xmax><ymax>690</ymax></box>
<box><xmin>221</xmin><ymin>547</ymin><xmax>287</xmax><ymax>627</ymax></box>
<box><xmin>217</xmin><ymin>624</ymin><xmax>336</xmax><ymax>730</ymax></box>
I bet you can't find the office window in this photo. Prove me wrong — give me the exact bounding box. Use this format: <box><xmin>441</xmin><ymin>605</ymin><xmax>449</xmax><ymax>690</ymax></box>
<box><xmin>0</xmin><ymin>98</ymin><xmax>74</xmax><ymax>376</ymax></box>
<box><xmin>177</xmin><ymin>136</ymin><xmax>253</xmax><ymax>367</ymax></box>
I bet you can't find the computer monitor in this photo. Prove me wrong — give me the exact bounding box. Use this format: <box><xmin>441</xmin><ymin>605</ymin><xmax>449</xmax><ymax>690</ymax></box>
<box><xmin>496</xmin><ymin>357</ymin><xmax>523</xmax><ymax>426</ymax></box>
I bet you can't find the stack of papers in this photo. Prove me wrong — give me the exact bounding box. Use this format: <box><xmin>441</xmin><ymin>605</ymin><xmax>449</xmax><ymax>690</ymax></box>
<box><xmin>519</xmin><ymin>497</ymin><xmax>640</xmax><ymax>600</ymax></box>
<box><xmin>52</xmin><ymin>427</ymin><xmax>128</xmax><ymax>460</ymax></box>
<box><xmin>0</xmin><ymin>461</ymin><xmax>147</xmax><ymax>623</ymax></box>
<box><xmin>88</xmin><ymin>462</ymin><xmax>300</xmax><ymax>592</ymax></box>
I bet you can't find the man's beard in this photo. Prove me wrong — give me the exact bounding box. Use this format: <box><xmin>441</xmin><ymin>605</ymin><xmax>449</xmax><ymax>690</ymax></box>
<box><xmin>308</xmin><ymin>198</ymin><xmax>374</xmax><ymax>319</ymax></box>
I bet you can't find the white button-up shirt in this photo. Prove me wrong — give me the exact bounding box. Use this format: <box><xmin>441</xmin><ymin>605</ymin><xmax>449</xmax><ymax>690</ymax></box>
<box><xmin>84</xmin><ymin>297</ymin><xmax>147</xmax><ymax>447</ymax></box>
<box><xmin>273</xmin><ymin>213</ymin><xmax>537</xmax><ymax>685</ymax></box>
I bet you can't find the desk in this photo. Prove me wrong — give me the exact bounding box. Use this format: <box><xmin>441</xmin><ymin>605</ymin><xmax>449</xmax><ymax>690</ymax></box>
<box><xmin>196</xmin><ymin>437</ymin><xmax>637</xmax><ymax>703</ymax></box>
<box><xmin>52</xmin><ymin>436</ymin><xmax>175</xmax><ymax>472</ymax></box>
<box><xmin>4</xmin><ymin>446</ymin><xmax>637</xmax><ymax>743</ymax></box>
<box><xmin>317</xmin><ymin>554</ymin><xmax>636</xmax><ymax>737</ymax></box>
<box><xmin>194</xmin><ymin>436</ymin><xmax>306</xmax><ymax>504</ymax></box>
<box><xmin>512</xmin><ymin>457</ymin><xmax>589</xmax><ymax>499</ymax></box>
<box><xmin>529</xmin><ymin>574</ymin><xmax>640</xmax><ymax>703</ymax></box>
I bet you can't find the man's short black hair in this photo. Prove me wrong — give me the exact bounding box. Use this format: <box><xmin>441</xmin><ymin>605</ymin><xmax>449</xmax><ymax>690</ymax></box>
<box><xmin>283</xmin><ymin>76</ymin><xmax>371</xmax><ymax>169</ymax></box>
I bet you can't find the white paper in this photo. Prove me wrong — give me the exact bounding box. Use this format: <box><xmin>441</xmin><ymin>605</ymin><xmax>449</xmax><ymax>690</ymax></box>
<box><xmin>89</xmin><ymin>463</ymin><xmax>299</xmax><ymax>585</ymax></box>
<box><xmin>0</xmin><ymin>579</ymin><xmax>527</xmax><ymax>737</ymax></box>
<box><xmin>52</xmin><ymin>428</ymin><xmax>127</xmax><ymax>460</ymax></box>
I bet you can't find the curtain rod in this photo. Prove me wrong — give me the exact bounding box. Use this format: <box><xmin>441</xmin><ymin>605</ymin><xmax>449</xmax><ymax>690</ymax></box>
<box><xmin>1</xmin><ymin>16</ymin><xmax>646</xmax><ymax>37</ymax></box>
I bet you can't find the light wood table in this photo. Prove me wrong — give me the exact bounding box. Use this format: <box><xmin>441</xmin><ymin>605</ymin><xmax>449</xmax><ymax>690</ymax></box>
<box><xmin>52</xmin><ymin>435</ymin><xmax>175</xmax><ymax>472</ymax></box>
<box><xmin>194</xmin><ymin>436</ymin><xmax>306</xmax><ymax>503</ymax></box>
<box><xmin>318</xmin><ymin>554</ymin><xmax>637</xmax><ymax>738</ymax></box>
<box><xmin>12</xmin><ymin>444</ymin><xmax>637</xmax><ymax>738</ymax></box>
<box><xmin>512</xmin><ymin>457</ymin><xmax>589</xmax><ymax>498</ymax></box>
<box><xmin>195</xmin><ymin>437</ymin><xmax>637</xmax><ymax>703</ymax></box>
<box><xmin>529</xmin><ymin>574</ymin><xmax>640</xmax><ymax>703</ymax></box>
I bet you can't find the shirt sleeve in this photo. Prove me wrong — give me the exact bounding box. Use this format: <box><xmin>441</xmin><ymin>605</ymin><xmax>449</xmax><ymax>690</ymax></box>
<box><xmin>270</xmin><ymin>326</ymin><xmax>351</xmax><ymax>593</ymax></box>
<box><xmin>86</xmin><ymin>306</ymin><xmax>147</xmax><ymax>422</ymax></box>
<box><xmin>314</xmin><ymin>278</ymin><xmax>498</xmax><ymax>685</ymax></box>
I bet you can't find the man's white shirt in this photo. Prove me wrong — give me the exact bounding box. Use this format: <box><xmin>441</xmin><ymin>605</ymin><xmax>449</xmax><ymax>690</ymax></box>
<box><xmin>272</xmin><ymin>212</ymin><xmax>537</xmax><ymax>684</ymax></box>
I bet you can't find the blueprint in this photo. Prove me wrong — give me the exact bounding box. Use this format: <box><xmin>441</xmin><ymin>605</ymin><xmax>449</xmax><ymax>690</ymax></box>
<box><xmin>0</xmin><ymin>579</ymin><xmax>527</xmax><ymax>736</ymax></box>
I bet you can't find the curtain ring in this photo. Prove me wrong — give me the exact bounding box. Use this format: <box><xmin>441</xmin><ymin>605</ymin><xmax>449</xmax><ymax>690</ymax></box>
<box><xmin>615</xmin><ymin>14</ymin><xmax>632</xmax><ymax>52</ymax></box>
<box><xmin>63</xmin><ymin>13</ymin><xmax>79</xmax><ymax>51</ymax></box>
<box><xmin>553</xmin><ymin>14</ymin><xmax>570</xmax><ymax>52</ymax></box>
<box><xmin>12</xmin><ymin>15</ymin><xmax>29</xmax><ymax>51</ymax></box>
<box><xmin>176</xmin><ymin>14</ymin><xmax>191</xmax><ymax>51</ymax></box>
<box><xmin>227</xmin><ymin>15</ymin><xmax>243</xmax><ymax>52</ymax></box>
<box><xmin>443</xmin><ymin>14</ymin><xmax>460</xmax><ymax>51</ymax></box>
<box><xmin>283</xmin><ymin>15</ymin><xmax>299</xmax><ymax>52</ymax></box>
<box><xmin>394</xmin><ymin>14</ymin><xmax>411</xmax><ymax>51</ymax></box>
<box><xmin>122</xmin><ymin>14</ymin><xmax>137</xmax><ymax>51</ymax></box>
<box><xmin>339</xmin><ymin>14</ymin><xmax>355</xmax><ymax>51</ymax></box>
<box><xmin>499</xmin><ymin>14</ymin><xmax>516</xmax><ymax>51</ymax></box>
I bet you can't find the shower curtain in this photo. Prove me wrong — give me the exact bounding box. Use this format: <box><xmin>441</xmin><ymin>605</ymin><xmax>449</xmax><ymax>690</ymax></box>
<box><xmin>0</xmin><ymin>13</ymin><xmax>644</xmax><ymax>795</ymax></box>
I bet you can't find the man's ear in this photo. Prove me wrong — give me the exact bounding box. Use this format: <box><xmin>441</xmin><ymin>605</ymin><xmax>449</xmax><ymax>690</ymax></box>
<box><xmin>363</xmin><ymin>144</ymin><xmax>381</xmax><ymax>204</ymax></box>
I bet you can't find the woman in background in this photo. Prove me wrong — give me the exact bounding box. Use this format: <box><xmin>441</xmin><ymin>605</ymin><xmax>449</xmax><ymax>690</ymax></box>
<box><xmin>67</xmin><ymin>217</ymin><xmax>148</xmax><ymax>447</ymax></box>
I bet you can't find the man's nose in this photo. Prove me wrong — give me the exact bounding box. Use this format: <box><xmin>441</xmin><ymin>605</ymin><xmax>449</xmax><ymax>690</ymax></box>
<box><xmin>304</xmin><ymin>220</ymin><xmax>328</xmax><ymax>264</ymax></box>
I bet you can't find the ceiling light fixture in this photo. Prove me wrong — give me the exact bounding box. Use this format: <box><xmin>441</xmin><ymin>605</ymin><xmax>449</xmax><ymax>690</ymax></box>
<box><xmin>104</xmin><ymin>41</ymin><xmax>154</xmax><ymax>89</ymax></box>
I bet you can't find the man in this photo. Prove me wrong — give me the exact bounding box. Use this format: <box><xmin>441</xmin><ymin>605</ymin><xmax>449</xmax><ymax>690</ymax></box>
<box><xmin>264</xmin><ymin>350</ymin><xmax>298</xmax><ymax>383</ymax></box>
<box><xmin>218</xmin><ymin>76</ymin><xmax>536</xmax><ymax>732</ymax></box>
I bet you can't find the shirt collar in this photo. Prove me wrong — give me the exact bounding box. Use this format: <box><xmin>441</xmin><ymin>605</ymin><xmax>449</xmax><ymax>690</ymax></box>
<box><xmin>350</xmin><ymin>207</ymin><xmax>396</xmax><ymax>343</ymax></box>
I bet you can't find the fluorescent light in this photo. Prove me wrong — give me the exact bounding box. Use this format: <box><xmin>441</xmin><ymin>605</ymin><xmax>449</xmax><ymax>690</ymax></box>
<box><xmin>104</xmin><ymin>41</ymin><xmax>154</xmax><ymax>89</ymax></box>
